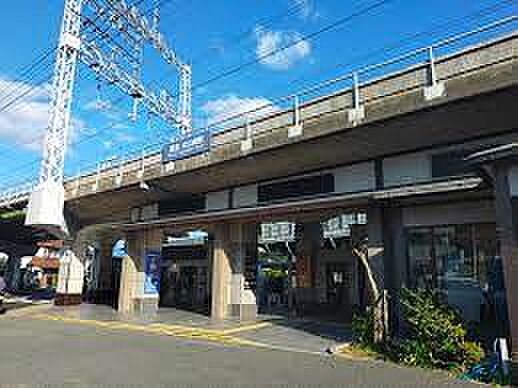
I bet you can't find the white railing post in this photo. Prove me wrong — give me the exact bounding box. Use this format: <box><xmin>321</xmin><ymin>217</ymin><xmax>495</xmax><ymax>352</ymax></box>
<box><xmin>241</xmin><ymin>114</ymin><xmax>253</xmax><ymax>152</ymax></box>
<box><xmin>288</xmin><ymin>95</ymin><xmax>303</xmax><ymax>138</ymax></box>
<box><xmin>138</xmin><ymin>148</ymin><xmax>145</xmax><ymax>180</ymax></box>
<box><xmin>428</xmin><ymin>46</ymin><xmax>437</xmax><ymax>86</ymax></box>
<box><xmin>72</xmin><ymin>168</ymin><xmax>80</xmax><ymax>196</ymax></box>
<box><xmin>353</xmin><ymin>72</ymin><xmax>360</xmax><ymax>111</ymax></box>
<box><xmin>347</xmin><ymin>72</ymin><xmax>365</xmax><ymax>125</ymax></box>
<box><xmin>93</xmin><ymin>163</ymin><xmax>100</xmax><ymax>192</ymax></box>
<box><xmin>424</xmin><ymin>46</ymin><xmax>446</xmax><ymax>100</ymax></box>
<box><xmin>115</xmin><ymin>155</ymin><xmax>124</xmax><ymax>187</ymax></box>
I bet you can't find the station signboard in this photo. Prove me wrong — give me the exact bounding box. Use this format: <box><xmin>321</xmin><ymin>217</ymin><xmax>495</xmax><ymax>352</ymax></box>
<box><xmin>161</xmin><ymin>130</ymin><xmax>210</xmax><ymax>163</ymax></box>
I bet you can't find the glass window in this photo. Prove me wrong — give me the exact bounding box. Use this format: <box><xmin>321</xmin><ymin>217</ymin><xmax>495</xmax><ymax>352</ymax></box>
<box><xmin>408</xmin><ymin>224</ymin><xmax>498</xmax><ymax>290</ymax></box>
<box><xmin>408</xmin><ymin>228</ymin><xmax>435</xmax><ymax>289</ymax></box>
<box><xmin>407</xmin><ymin>223</ymin><xmax>508</xmax><ymax>326</ymax></box>
<box><xmin>473</xmin><ymin>223</ymin><xmax>499</xmax><ymax>288</ymax></box>
<box><xmin>433</xmin><ymin>225</ymin><xmax>474</xmax><ymax>289</ymax></box>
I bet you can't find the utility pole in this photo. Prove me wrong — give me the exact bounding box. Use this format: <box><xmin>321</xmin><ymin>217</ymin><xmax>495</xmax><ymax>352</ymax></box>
<box><xmin>25</xmin><ymin>0</ymin><xmax>192</xmax><ymax>233</ymax></box>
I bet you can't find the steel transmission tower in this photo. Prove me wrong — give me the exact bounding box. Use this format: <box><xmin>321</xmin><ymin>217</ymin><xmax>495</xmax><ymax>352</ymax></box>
<box><xmin>26</xmin><ymin>0</ymin><xmax>192</xmax><ymax>233</ymax></box>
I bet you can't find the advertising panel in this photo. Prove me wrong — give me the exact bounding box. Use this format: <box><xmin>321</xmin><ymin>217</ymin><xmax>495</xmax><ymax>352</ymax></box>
<box><xmin>144</xmin><ymin>250</ymin><xmax>161</xmax><ymax>295</ymax></box>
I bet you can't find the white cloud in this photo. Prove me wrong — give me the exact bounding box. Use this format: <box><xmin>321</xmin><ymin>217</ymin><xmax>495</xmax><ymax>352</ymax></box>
<box><xmin>293</xmin><ymin>0</ymin><xmax>321</xmax><ymax>21</ymax></box>
<box><xmin>254</xmin><ymin>26</ymin><xmax>311</xmax><ymax>70</ymax></box>
<box><xmin>0</xmin><ymin>77</ymin><xmax>85</xmax><ymax>152</ymax></box>
<box><xmin>208</xmin><ymin>38</ymin><xmax>226</xmax><ymax>56</ymax></box>
<box><xmin>84</xmin><ymin>98</ymin><xmax>112</xmax><ymax>111</ymax></box>
<box><xmin>82</xmin><ymin>97</ymin><xmax>122</xmax><ymax>122</ymax></box>
<box><xmin>0</xmin><ymin>78</ymin><xmax>50</xmax><ymax>151</ymax></box>
<box><xmin>201</xmin><ymin>94</ymin><xmax>280</xmax><ymax>127</ymax></box>
<box><xmin>294</xmin><ymin>0</ymin><xmax>312</xmax><ymax>19</ymax></box>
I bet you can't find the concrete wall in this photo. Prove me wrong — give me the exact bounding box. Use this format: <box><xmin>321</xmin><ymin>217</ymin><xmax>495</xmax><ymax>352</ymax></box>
<box><xmin>334</xmin><ymin>162</ymin><xmax>376</xmax><ymax>193</ymax></box>
<box><xmin>384</xmin><ymin>153</ymin><xmax>431</xmax><ymax>188</ymax></box>
<box><xmin>206</xmin><ymin>190</ymin><xmax>229</xmax><ymax>211</ymax></box>
<box><xmin>233</xmin><ymin>184</ymin><xmax>258</xmax><ymax>208</ymax></box>
<box><xmin>402</xmin><ymin>200</ymin><xmax>495</xmax><ymax>227</ymax></box>
<box><xmin>57</xmin><ymin>33</ymin><xmax>517</xmax><ymax>204</ymax></box>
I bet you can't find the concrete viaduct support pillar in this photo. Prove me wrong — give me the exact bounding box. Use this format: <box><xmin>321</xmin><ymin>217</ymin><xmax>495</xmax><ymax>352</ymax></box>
<box><xmin>366</xmin><ymin>204</ymin><xmax>389</xmax><ymax>343</ymax></box>
<box><xmin>492</xmin><ymin>165</ymin><xmax>518</xmax><ymax>383</ymax></box>
<box><xmin>381</xmin><ymin>205</ymin><xmax>407</xmax><ymax>337</ymax></box>
<box><xmin>118</xmin><ymin>229</ymin><xmax>162</xmax><ymax>315</ymax></box>
<box><xmin>293</xmin><ymin>221</ymin><xmax>322</xmax><ymax>312</ymax></box>
<box><xmin>211</xmin><ymin>223</ymin><xmax>258</xmax><ymax>321</ymax></box>
<box><xmin>55</xmin><ymin>236</ymin><xmax>87</xmax><ymax>306</ymax></box>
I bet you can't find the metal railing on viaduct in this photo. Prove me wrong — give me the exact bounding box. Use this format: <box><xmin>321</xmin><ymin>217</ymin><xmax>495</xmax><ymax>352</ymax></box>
<box><xmin>0</xmin><ymin>16</ymin><xmax>515</xmax><ymax>209</ymax></box>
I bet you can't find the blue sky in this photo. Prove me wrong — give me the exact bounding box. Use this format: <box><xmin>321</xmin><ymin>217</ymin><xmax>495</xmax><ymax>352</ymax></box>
<box><xmin>0</xmin><ymin>0</ymin><xmax>514</xmax><ymax>189</ymax></box>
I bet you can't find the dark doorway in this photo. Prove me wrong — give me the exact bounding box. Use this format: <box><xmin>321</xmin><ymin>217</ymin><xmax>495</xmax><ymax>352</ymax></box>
<box><xmin>111</xmin><ymin>257</ymin><xmax>122</xmax><ymax>309</ymax></box>
<box><xmin>325</xmin><ymin>262</ymin><xmax>353</xmax><ymax>321</ymax></box>
<box><xmin>159</xmin><ymin>264</ymin><xmax>209</xmax><ymax>315</ymax></box>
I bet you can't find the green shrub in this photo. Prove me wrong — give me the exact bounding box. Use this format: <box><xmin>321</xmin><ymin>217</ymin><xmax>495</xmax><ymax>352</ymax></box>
<box><xmin>351</xmin><ymin>288</ymin><xmax>484</xmax><ymax>371</ymax></box>
<box><xmin>398</xmin><ymin>288</ymin><xmax>484</xmax><ymax>370</ymax></box>
<box><xmin>352</xmin><ymin>308</ymin><xmax>375</xmax><ymax>346</ymax></box>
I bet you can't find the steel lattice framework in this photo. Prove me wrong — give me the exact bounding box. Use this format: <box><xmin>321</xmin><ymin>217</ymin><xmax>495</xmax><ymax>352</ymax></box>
<box><xmin>26</xmin><ymin>0</ymin><xmax>191</xmax><ymax>230</ymax></box>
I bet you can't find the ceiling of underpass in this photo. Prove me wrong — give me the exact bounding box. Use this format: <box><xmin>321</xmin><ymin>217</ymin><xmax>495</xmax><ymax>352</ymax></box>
<box><xmin>67</xmin><ymin>84</ymin><xmax>517</xmax><ymax>225</ymax></box>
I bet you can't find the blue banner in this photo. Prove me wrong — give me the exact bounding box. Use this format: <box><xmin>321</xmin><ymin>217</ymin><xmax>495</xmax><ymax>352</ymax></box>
<box><xmin>144</xmin><ymin>250</ymin><xmax>161</xmax><ymax>295</ymax></box>
<box><xmin>161</xmin><ymin>131</ymin><xmax>210</xmax><ymax>162</ymax></box>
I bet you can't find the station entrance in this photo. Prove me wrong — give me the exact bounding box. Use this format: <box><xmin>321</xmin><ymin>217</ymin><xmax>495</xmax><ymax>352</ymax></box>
<box><xmin>159</xmin><ymin>232</ymin><xmax>210</xmax><ymax>315</ymax></box>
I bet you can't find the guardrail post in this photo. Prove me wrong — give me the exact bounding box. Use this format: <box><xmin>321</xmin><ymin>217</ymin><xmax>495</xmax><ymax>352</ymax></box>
<box><xmin>241</xmin><ymin>114</ymin><xmax>253</xmax><ymax>152</ymax></box>
<box><xmin>347</xmin><ymin>72</ymin><xmax>365</xmax><ymax>125</ymax></box>
<box><xmin>93</xmin><ymin>163</ymin><xmax>100</xmax><ymax>192</ymax></box>
<box><xmin>288</xmin><ymin>95</ymin><xmax>303</xmax><ymax>138</ymax></box>
<box><xmin>206</xmin><ymin>124</ymin><xmax>212</xmax><ymax>156</ymax></box>
<box><xmin>428</xmin><ymin>47</ymin><xmax>437</xmax><ymax>86</ymax></box>
<box><xmin>138</xmin><ymin>149</ymin><xmax>146</xmax><ymax>180</ymax></box>
<box><xmin>72</xmin><ymin>169</ymin><xmax>80</xmax><ymax>196</ymax></box>
<box><xmin>115</xmin><ymin>157</ymin><xmax>123</xmax><ymax>187</ymax></box>
<box><xmin>424</xmin><ymin>46</ymin><xmax>446</xmax><ymax>101</ymax></box>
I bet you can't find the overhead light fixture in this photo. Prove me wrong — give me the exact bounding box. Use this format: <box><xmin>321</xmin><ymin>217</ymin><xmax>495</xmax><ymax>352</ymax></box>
<box><xmin>139</xmin><ymin>181</ymin><xmax>150</xmax><ymax>191</ymax></box>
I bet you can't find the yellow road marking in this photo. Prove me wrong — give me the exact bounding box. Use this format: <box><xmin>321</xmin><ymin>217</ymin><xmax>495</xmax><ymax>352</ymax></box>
<box><xmin>1</xmin><ymin>303</ymin><xmax>53</xmax><ymax>318</ymax></box>
<box><xmin>30</xmin><ymin>314</ymin><xmax>267</xmax><ymax>348</ymax></box>
<box><xmin>221</xmin><ymin>321</ymin><xmax>273</xmax><ymax>335</ymax></box>
<box><xmin>20</xmin><ymin>313</ymin><xmax>342</xmax><ymax>357</ymax></box>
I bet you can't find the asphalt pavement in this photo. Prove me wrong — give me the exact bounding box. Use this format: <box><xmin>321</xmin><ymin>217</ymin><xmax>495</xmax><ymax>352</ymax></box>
<box><xmin>0</xmin><ymin>310</ymin><xmax>483</xmax><ymax>387</ymax></box>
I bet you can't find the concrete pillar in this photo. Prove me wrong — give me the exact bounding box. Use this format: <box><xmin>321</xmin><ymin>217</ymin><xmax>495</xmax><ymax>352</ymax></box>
<box><xmin>118</xmin><ymin>228</ymin><xmax>162</xmax><ymax>315</ymax></box>
<box><xmin>367</xmin><ymin>204</ymin><xmax>389</xmax><ymax>343</ymax></box>
<box><xmin>492</xmin><ymin>164</ymin><xmax>518</xmax><ymax>383</ymax></box>
<box><xmin>211</xmin><ymin>223</ymin><xmax>258</xmax><ymax>321</ymax></box>
<box><xmin>292</xmin><ymin>222</ymin><xmax>322</xmax><ymax>314</ymax></box>
<box><xmin>55</xmin><ymin>237</ymin><xmax>87</xmax><ymax>306</ymax></box>
<box><xmin>295</xmin><ymin>222</ymin><xmax>321</xmax><ymax>289</ymax></box>
<box><xmin>382</xmin><ymin>206</ymin><xmax>406</xmax><ymax>337</ymax></box>
<box><xmin>211</xmin><ymin>223</ymin><xmax>231</xmax><ymax>320</ymax></box>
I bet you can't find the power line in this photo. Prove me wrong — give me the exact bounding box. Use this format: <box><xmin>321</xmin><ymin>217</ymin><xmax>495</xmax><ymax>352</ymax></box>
<box><xmin>155</xmin><ymin>0</ymin><xmax>398</xmax><ymax>105</ymax></box>
<box><xmin>22</xmin><ymin>11</ymin><xmax>516</xmax><ymax>189</ymax></box>
<box><xmin>276</xmin><ymin>0</ymin><xmax>516</xmax><ymax>99</ymax></box>
<box><xmin>0</xmin><ymin>2</ymin><xmax>512</xmax><ymax>189</ymax></box>
<box><xmin>0</xmin><ymin>0</ymin><xmax>177</xmax><ymax>149</ymax></box>
<box><xmin>188</xmin><ymin>0</ymin><xmax>317</xmax><ymax>67</ymax></box>
<box><xmin>0</xmin><ymin>0</ymin><xmax>179</xmax><ymax>179</ymax></box>
<box><xmin>0</xmin><ymin>49</ymin><xmax>56</xmax><ymax>108</ymax></box>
